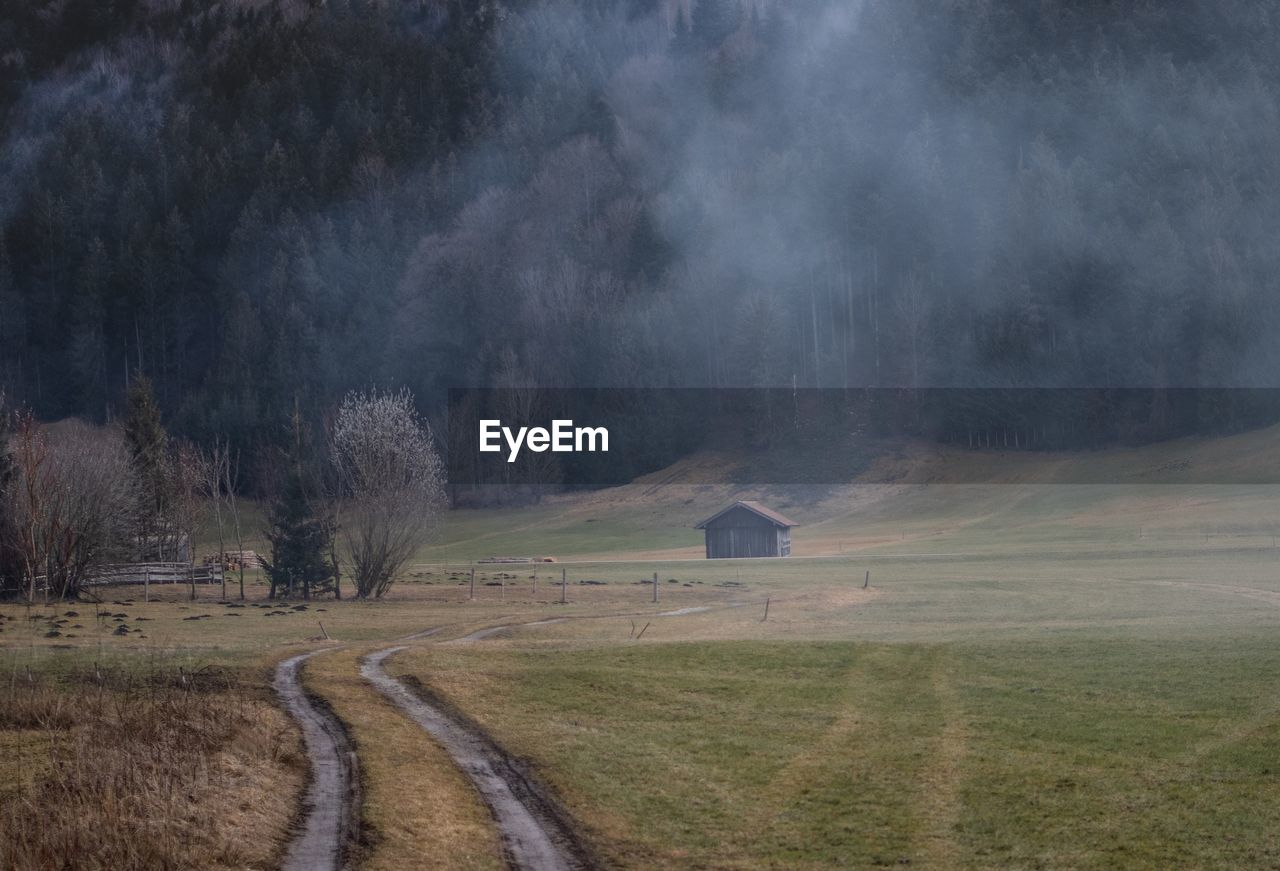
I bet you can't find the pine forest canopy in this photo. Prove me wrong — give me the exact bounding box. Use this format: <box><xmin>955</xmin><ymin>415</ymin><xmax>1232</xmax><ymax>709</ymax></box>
<box><xmin>3</xmin><ymin>0</ymin><xmax>1280</xmax><ymax>470</ymax></box>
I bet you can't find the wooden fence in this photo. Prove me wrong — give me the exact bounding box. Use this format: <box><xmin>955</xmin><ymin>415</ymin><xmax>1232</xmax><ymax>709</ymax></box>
<box><xmin>85</xmin><ymin>562</ymin><xmax>224</xmax><ymax>587</ymax></box>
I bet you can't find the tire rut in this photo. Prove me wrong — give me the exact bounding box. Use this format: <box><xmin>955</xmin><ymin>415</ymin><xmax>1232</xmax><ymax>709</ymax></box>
<box><xmin>444</xmin><ymin>599</ymin><xmax>751</xmax><ymax>644</ymax></box>
<box><xmin>275</xmin><ymin>650</ymin><xmax>360</xmax><ymax>871</ymax></box>
<box><xmin>354</xmin><ymin>602</ymin><xmax>747</xmax><ymax>868</ymax></box>
<box><xmin>361</xmin><ymin>646</ymin><xmax>596</xmax><ymax>870</ymax></box>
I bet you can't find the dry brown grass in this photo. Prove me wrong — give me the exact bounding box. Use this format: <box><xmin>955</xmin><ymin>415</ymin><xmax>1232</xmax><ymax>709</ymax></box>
<box><xmin>0</xmin><ymin>667</ymin><xmax>304</xmax><ymax>871</ymax></box>
<box><xmin>302</xmin><ymin>647</ymin><xmax>504</xmax><ymax>871</ymax></box>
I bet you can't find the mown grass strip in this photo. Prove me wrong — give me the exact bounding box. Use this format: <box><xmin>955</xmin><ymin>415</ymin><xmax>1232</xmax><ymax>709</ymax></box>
<box><xmin>303</xmin><ymin>646</ymin><xmax>503</xmax><ymax>871</ymax></box>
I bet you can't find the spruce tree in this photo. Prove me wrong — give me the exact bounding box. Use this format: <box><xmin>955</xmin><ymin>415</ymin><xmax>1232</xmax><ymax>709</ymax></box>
<box><xmin>261</xmin><ymin>406</ymin><xmax>335</xmax><ymax>599</ymax></box>
<box><xmin>124</xmin><ymin>373</ymin><xmax>170</xmax><ymax>559</ymax></box>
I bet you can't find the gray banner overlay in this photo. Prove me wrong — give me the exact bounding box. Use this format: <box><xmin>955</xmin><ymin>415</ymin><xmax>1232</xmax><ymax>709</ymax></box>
<box><xmin>446</xmin><ymin>388</ymin><xmax>1280</xmax><ymax>487</ymax></box>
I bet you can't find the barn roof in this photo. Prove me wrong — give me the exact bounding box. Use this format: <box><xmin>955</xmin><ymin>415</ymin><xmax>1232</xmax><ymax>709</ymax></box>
<box><xmin>694</xmin><ymin>501</ymin><xmax>798</xmax><ymax>529</ymax></box>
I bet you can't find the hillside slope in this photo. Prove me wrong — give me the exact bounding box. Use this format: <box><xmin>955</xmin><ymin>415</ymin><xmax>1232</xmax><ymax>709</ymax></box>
<box><xmin>424</xmin><ymin>426</ymin><xmax>1280</xmax><ymax>563</ymax></box>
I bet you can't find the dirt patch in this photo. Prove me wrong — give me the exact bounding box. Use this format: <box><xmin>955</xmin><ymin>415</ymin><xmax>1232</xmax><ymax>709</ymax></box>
<box><xmin>1141</xmin><ymin>579</ymin><xmax>1280</xmax><ymax>606</ymax></box>
<box><xmin>655</xmin><ymin>605</ymin><xmax>712</xmax><ymax>616</ymax></box>
<box><xmin>361</xmin><ymin>647</ymin><xmax>599</xmax><ymax>870</ymax></box>
<box><xmin>446</xmin><ymin>618</ymin><xmax>569</xmax><ymax>644</ymax></box>
<box><xmin>275</xmin><ymin>650</ymin><xmax>362</xmax><ymax>871</ymax></box>
<box><xmin>446</xmin><ymin>601</ymin><xmax>753</xmax><ymax>647</ymax></box>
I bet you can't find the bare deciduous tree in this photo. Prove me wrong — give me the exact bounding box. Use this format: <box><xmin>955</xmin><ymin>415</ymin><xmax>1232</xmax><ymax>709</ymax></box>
<box><xmin>0</xmin><ymin>395</ymin><xmax>17</xmax><ymax>595</ymax></box>
<box><xmin>6</xmin><ymin>416</ymin><xmax>138</xmax><ymax>601</ymax></box>
<box><xmin>330</xmin><ymin>389</ymin><xmax>444</xmax><ymax>598</ymax></box>
<box><xmin>200</xmin><ymin>440</ymin><xmax>232</xmax><ymax>600</ymax></box>
<box><xmin>224</xmin><ymin>447</ymin><xmax>248</xmax><ymax>601</ymax></box>
<box><xmin>168</xmin><ymin>440</ymin><xmax>206</xmax><ymax>599</ymax></box>
<box><xmin>10</xmin><ymin>412</ymin><xmax>51</xmax><ymax>601</ymax></box>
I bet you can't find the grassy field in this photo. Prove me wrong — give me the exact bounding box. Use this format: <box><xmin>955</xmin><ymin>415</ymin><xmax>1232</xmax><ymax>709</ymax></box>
<box><xmin>0</xmin><ymin>649</ymin><xmax>303</xmax><ymax>870</ymax></box>
<box><xmin>379</xmin><ymin>540</ymin><xmax>1280</xmax><ymax>868</ymax></box>
<box><xmin>390</xmin><ymin>461</ymin><xmax>1280</xmax><ymax>867</ymax></box>
<box><xmin>3</xmin><ymin>432</ymin><xmax>1280</xmax><ymax>868</ymax></box>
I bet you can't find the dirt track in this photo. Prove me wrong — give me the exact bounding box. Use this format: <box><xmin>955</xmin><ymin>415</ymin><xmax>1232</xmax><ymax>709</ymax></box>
<box><xmin>362</xmin><ymin>646</ymin><xmax>594</xmax><ymax>870</ymax></box>
<box><xmin>275</xmin><ymin>650</ymin><xmax>358</xmax><ymax>871</ymax></box>
<box><xmin>282</xmin><ymin>605</ymin><xmax>744</xmax><ymax>868</ymax></box>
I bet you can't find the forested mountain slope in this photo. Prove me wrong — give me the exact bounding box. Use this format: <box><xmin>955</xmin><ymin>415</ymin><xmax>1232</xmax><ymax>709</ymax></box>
<box><xmin>3</xmin><ymin>0</ymin><xmax>1279</xmax><ymax>462</ymax></box>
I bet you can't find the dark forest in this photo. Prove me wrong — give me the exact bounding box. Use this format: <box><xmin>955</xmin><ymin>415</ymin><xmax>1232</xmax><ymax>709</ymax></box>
<box><xmin>4</xmin><ymin>0</ymin><xmax>1280</xmax><ymax>465</ymax></box>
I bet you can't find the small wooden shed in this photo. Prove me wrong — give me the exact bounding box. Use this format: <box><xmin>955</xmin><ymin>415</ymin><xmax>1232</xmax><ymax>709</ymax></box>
<box><xmin>695</xmin><ymin>501</ymin><xmax>796</xmax><ymax>559</ymax></box>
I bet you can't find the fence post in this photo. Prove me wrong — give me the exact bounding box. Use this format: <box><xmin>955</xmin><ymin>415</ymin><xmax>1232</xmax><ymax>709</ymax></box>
<box><xmin>561</xmin><ymin>568</ymin><xmax>567</xmax><ymax>604</ymax></box>
<box><xmin>652</xmin><ymin>571</ymin><xmax>659</xmax><ymax>604</ymax></box>
<box><xmin>144</xmin><ymin>567</ymin><xmax>150</xmax><ymax>603</ymax></box>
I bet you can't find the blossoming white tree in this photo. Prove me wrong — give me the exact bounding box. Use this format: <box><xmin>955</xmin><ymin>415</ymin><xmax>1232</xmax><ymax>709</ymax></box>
<box><xmin>330</xmin><ymin>389</ymin><xmax>445</xmax><ymax>598</ymax></box>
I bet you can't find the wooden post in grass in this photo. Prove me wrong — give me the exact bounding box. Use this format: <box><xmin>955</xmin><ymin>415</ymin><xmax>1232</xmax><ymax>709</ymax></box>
<box><xmin>561</xmin><ymin>568</ymin><xmax>567</xmax><ymax>604</ymax></box>
<box><xmin>762</xmin><ymin>596</ymin><xmax>770</xmax><ymax>622</ymax></box>
<box><xmin>144</xmin><ymin>567</ymin><xmax>150</xmax><ymax>603</ymax></box>
<box><xmin>863</xmin><ymin>570</ymin><xmax>870</xmax><ymax>589</ymax></box>
<box><xmin>469</xmin><ymin>567</ymin><xmax>476</xmax><ymax>600</ymax></box>
<box><xmin>652</xmin><ymin>571</ymin><xmax>659</xmax><ymax>604</ymax></box>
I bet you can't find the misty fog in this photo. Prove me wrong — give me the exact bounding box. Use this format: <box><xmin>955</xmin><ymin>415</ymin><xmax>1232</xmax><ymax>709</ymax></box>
<box><xmin>3</xmin><ymin>0</ymin><xmax>1279</xmax><ymax>458</ymax></box>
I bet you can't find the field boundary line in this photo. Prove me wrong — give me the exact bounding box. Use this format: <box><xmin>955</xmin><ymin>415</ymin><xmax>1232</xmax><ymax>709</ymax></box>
<box><xmin>916</xmin><ymin>651</ymin><xmax>967</xmax><ymax>869</ymax></box>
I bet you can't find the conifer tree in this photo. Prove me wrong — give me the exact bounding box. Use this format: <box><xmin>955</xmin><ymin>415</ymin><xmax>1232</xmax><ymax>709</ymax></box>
<box><xmin>261</xmin><ymin>405</ymin><xmax>335</xmax><ymax>599</ymax></box>
<box><xmin>124</xmin><ymin>373</ymin><xmax>170</xmax><ymax>559</ymax></box>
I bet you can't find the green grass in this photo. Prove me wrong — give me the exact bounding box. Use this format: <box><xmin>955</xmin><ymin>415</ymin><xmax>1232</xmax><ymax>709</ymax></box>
<box><xmin>399</xmin><ymin>630</ymin><xmax>1280</xmax><ymax>869</ymax></box>
<box><xmin>955</xmin><ymin>634</ymin><xmax>1280</xmax><ymax>869</ymax></box>
<box><xmin>411</xmin><ymin>482</ymin><xmax>1280</xmax><ymax>566</ymax></box>
<box><xmin>398</xmin><ymin>641</ymin><xmax>917</xmax><ymax>867</ymax></box>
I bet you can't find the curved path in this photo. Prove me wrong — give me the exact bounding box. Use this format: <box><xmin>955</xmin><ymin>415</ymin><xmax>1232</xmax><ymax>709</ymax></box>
<box><xmin>362</xmin><ymin>647</ymin><xmax>589</xmax><ymax>870</ymax></box>
<box><xmin>359</xmin><ymin>602</ymin><xmax>755</xmax><ymax>867</ymax></box>
<box><xmin>1140</xmin><ymin>579</ymin><xmax>1280</xmax><ymax>606</ymax></box>
<box><xmin>272</xmin><ymin>602</ymin><xmax>750</xmax><ymax>868</ymax></box>
<box><xmin>275</xmin><ymin>650</ymin><xmax>358</xmax><ymax>871</ymax></box>
<box><xmin>447</xmin><ymin>617</ymin><xmax>568</xmax><ymax>644</ymax></box>
<box><xmin>445</xmin><ymin>600</ymin><xmax>748</xmax><ymax>644</ymax></box>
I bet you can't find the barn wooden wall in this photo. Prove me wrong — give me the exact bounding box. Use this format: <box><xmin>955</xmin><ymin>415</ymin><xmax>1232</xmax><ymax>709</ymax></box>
<box><xmin>702</xmin><ymin>506</ymin><xmax>790</xmax><ymax>558</ymax></box>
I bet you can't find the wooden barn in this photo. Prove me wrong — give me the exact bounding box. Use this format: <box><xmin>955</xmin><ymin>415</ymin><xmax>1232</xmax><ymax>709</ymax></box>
<box><xmin>695</xmin><ymin>501</ymin><xmax>796</xmax><ymax>559</ymax></box>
